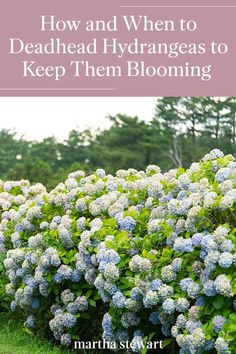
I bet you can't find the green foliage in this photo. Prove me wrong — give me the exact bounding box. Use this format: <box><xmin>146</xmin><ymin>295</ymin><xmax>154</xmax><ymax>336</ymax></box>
<box><xmin>1</xmin><ymin>97</ymin><xmax>236</xmax><ymax>189</ymax></box>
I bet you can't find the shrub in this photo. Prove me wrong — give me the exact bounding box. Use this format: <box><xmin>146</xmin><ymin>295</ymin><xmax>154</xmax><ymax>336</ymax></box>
<box><xmin>1</xmin><ymin>150</ymin><xmax>236</xmax><ymax>353</ymax></box>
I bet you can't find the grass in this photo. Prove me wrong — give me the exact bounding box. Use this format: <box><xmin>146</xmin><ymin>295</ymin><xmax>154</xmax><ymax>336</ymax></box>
<box><xmin>0</xmin><ymin>314</ymin><xmax>174</xmax><ymax>354</ymax></box>
<box><xmin>0</xmin><ymin>314</ymin><xmax>72</xmax><ymax>354</ymax></box>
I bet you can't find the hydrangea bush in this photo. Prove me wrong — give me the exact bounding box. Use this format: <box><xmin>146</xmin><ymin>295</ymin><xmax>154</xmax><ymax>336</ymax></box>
<box><xmin>1</xmin><ymin>150</ymin><xmax>236</xmax><ymax>353</ymax></box>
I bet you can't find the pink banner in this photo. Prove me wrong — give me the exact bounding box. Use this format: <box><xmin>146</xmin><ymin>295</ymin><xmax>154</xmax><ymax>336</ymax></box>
<box><xmin>0</xmin><ymin>0</ymin><xmax>235</xmax><ymax>96</ymax></box>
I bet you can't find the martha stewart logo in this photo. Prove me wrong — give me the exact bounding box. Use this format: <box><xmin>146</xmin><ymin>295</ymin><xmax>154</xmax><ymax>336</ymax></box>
<box><xmin>74</xmin><ymin>339</ymin><xmax>164</xmax><ymax>351</ymax></box>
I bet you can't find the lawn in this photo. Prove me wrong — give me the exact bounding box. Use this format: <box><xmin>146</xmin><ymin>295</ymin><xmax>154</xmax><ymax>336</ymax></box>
<box><xmin>0</xmin><ymin>314</ymin><xmax>72</xmax><ymax>354</ymax></box>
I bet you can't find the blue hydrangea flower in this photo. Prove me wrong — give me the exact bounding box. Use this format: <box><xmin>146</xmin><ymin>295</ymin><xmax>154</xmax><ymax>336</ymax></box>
<box><xmin>180</xmin><ymin>278</ymin><xmax>194</xmax><ymax>291</ymax></box>
<box><xmin>66</xmin><ymin>302</ymin><xmax>79</xmax><ymax>315</ymax></box>
<box><xmin>212</xmin><ymin>316</ymin><xmax>226</xmax><ymax>333</ymax></box>
<box><xmin>214</xmin><ymin>275</ymin><xmax>232</xmax><ymax>297</ymax></box>
<box><xmin>62</xmin><ymin>313</ymin><xmax>76</xmax><ymax>329</ymax></box>
<box><xmin>191</xmin><ymin>233</ymin><xmax>204</xmax><ymax>246</ymax></box>
<box><xmin>97</xmin><ymin>249</ymin><xmax>120</xmax><ymax>265</ymax></box>
<box><xmin>76</xmin><ymin>296</ymin><xmax>88</xmax><ymax>312</ymax></box>
<box><xmin>186</xmin><ymin>282</ymin><xmax>200</xmax><ymax>299</ymax></box>
<box><xmin>129</xmin><ymin>255</ymin><xmax>151</xmax><ymax>273</ymax></box>
<box><xmin>176</xmin><ymin>314</ymin><xmax>187</xmax><ymax>329</ymax></box>
<box><xmin>61</xmin><ymin>289</ymin><xmax>75</xmax><ymax>305</ymax></box>
<box><xmin>215</xmin><ymin>168</ymin><xmax>231</xmax><ymax>183</ymax></box>
<box><xmin>60</xmin><ymin>333</ymin><xmax>71</xmax><ymax>346</ymax></box>
<box><xmin>102</xmin><ymin>313</ymin><xmax>113</xmax><ymax>336</ymax></box>
<box><xmin>130</xmin><ymin>334</ymin><xmax>144</xmax><ymax>353</ymax></box>
<box><xmin>161</xmin><ymin>265</ymin><xmax>176</xmax><ymax>282</ymax></box>
<box><xmin>218</xmin><ymin>252</ymin><xmax>233</xmax><ymax>268</ymax></box>
<box><xmin>171</xmin><ymin>258</ymin><xmax>182</xmax><ymax>272</ymax></box>
<box><xmin>107</xmin><ymin>182</ymin><xmax>117</xmax><ymax>192</ymax></box>
<box><xmin>203</xmin><ymin>280</ymin><xmax>217</xmax><ymax>297</ymax></box>
<box><xmin>173</xmin><ymin>238</ymin><xmax>193</xmax><ymax>253</ymax></box>
<box><xmin>112</xmin><ymin>291</ymin><xmax>126</xmax><ymax>308</ymax></box>
<box><xmin>186</xmin><ymin>320</ymin><xmax>202</xmax><ymax>333</ymax></box>
<box><xmin>162</xmin><ymin>298</ymin><xmax>175</xmax><ymax>314</ymax></box>
<box><xmin>25</xmin><ymin>315</ymin><xmax>35</xmax><ymax>328</ymax></box>
<box><xmin>149</xmin><ymin>279</ymin><xmax>162</xmax><ymax>291</ymax></box>
<box><xmin>116</xmin><ymin>329</ymin><xmax>129</xmax><ymax>342</ymax></box>
<box><xmin>175</xmin><ymin>298</ymin><xmax>190</xmax><ymax>312</ymax></box>
<box><xmin>96</xmin><ymin>169</ymin><xmax>106</xmax><ymax>178</ymax></box>
<box><xmin>215</xmin><ymin>337</ymin><xmax>229</xmax><ymax>353</ymax></box>
<box><xmin>130</xmin><ymin>287</ymin><xmax>143</xmax><ymax>301</ymax></box>
<box><xmin>149</xmin><ymin>312</ymin><xmax>160</xmax><ymax>325</ymax></box>
<box><xmin>57</xmin><ymin>265</ymin><xmax>73</xmax><ymax>280</ymax></box>
<box><xmin>143</xmin><ymin>291</ymin><xmax>158</xmax><ymax>308</ymax></box>
<box><xmin>161</xmin><ymin>323</ymin><xmax>171</xmax><ymax>337</ymax></box>
<box><xmin>119</xmin><ymin>216</ymin><xmax>136</xmax><ymax>232</ymax></box>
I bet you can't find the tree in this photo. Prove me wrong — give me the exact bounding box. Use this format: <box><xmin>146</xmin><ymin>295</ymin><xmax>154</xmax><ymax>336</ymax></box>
<box><xmin>59</xmin><ymin>129</ymin><xmax>93</xmax><ymax>168</ymax></box>
<box><xmin>30</xmin><ymin>137</ymin><xmax>61</xmax><ymax>172</ymax></box>
<box><xmin>2</xmin><ymin>97</ymin><xmax>236</xmax><ymax>189</ymax></box>
<box><xmin>88</xmin><ymin>114</ymin><xmax>159</xmax><ymax>173</ymax></box>
<box><xmin>154</xmin><ymin>97</ymin><xmax>236</xmax><ymax>169</ymax></box>
<box><xmin>0</xmin><ymin>129</ymin><xmax>29</xmax><ymax>178</ymax></box>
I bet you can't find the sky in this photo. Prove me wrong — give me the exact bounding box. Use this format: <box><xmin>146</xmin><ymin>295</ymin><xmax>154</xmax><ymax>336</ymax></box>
<box><xmin>0</xmin><ymin>97</ymin><xmax>156</xmax><ymax>141</ymax></box>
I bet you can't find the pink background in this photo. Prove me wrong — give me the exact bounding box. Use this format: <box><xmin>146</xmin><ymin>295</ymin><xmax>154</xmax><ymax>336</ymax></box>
<box><xmin>0</xmin><ymin>0</ymin><xmax>235</xmax><ymax>96</ymax></box>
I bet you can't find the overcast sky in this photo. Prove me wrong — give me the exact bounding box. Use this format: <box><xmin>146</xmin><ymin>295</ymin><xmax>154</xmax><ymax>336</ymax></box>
<box><xmin>0</xmin><ymin>97</ymin><xmax>156</xmax><ymax>141</ymax></box>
